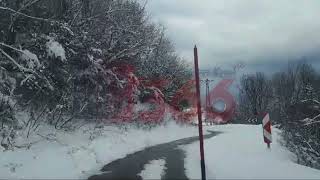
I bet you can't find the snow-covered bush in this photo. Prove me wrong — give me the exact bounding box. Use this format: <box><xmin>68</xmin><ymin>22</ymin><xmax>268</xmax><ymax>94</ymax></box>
<box><xmin>0</xmin><ymin>125</ymin><xmax>16</xmax><ymax>150</ymax></box>
<box><xmin>0</xmin><ymin>0</ymin><xmax>191</xmax><ymax>132</ymax></box>
<box><xmin>0</xmin><ymin>94</ymin><xmax>15</xmax><ymax>126</ymax></box>
<box><xmin>0</xmin><ymin>64</ymin><xmax>16</xmax><ymax>128</ymax></box>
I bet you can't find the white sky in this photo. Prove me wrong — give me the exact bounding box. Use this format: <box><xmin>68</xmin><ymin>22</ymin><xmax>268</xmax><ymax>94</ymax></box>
<box><xmin>143</xmin><ymin>0</ymin><xmax>320</xmax><ymax>70</ymax></box>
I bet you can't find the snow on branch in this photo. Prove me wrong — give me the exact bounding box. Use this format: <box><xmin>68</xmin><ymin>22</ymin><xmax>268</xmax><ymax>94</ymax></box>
<box><xmin>0</xmin><ymin>44</ymin><xmax>54</xmax><ymax>91</ymax></box>
<box><xmin>301</xmin><ymin>99</ymin><xmax>320</xmax><ymax>105</ymax></box>
<box><xmin>0</xmin><ymin>6</ymin><xmax>74</xmax><ymax>35</ymax></box>
<box><xmin>0</xmin><ymin>42</ymin><xmax>40</xmax><ymax>70</ymax></box>
<box><xmin>46</xmin><ymin>39</ymin><xmax>66</xmax><ymax>61</ymax></box>
<box><xmin>0</xmin><ymin>47</ymin><xmax>33</xmax><ymax>74</ymax></box>
<box><xmin>108</xmin><ymin>39</ymin><xmax>145</xmax><ymax>63</ymax></box>
<box><xmin>20</xmin><ymin>50</ymin><xmax>41</xmax><ymax>69</ymax></box>
<box><xmin>299</xmin><ymin>98</ymin><xmax>320</xmax><ymax>126</ymax></box>
<box><xmin>0</xmin><ymin>6</ymin><xmax>54</xmax><ymax>23</ymax></box>
<box><xmin>0</xmin><ymin>42</ymin><xmax>25</xmax><ymax>53</ymax></box>
<box><xmin>301</xmin><ymin>114</ymin><xmax>320</xmax><ymax>126</ymax></box>
<box><xmin>86</xmin><ymin>8</ymin><xmax>133</xmax><ymax>21</ymax></box>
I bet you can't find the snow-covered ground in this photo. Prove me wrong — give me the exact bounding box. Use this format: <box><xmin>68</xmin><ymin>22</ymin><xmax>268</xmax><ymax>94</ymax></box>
<box><xmin>184</xmin><ymin>124</ymin><xmax>320</xmax><ymax>179</ymax></box>
<box><xmin>139</xmin><ymin>159</ymin><xmax>166</xmax><ymax>179</ymax></box>
<box><xmin>1</xmin><ymin>122</ymin><xmax>320</xmax><ymax>179</ymax></box>
<box><xmin>0</xmin><ymin>122</ymin><xmax>199</xmax><ymax>179</ymax></box>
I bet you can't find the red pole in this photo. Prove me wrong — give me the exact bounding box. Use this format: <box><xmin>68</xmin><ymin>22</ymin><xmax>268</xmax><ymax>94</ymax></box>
<box><xmin>194</xmin><ymin>45</ymin><xmax>206</xmax><ymax>180</ymax></box>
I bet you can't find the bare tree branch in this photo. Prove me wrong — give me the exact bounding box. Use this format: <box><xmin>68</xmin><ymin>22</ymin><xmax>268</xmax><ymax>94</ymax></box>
<box><xmin>301</xmin><ymin>114</ymin><xmax>320</xmax><ymax>126</ymax></box>
<box><xmin>0</xmin><ymin>6</ymin><xmax>55</xmax><ymax>23</ymax></box>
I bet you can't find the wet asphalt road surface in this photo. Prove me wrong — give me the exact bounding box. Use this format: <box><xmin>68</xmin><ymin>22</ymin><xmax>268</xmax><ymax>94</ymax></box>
<box><xmin>88</xmin><ymin>130</ymin><xmax>221</xmax><ymax>180</ymax></box>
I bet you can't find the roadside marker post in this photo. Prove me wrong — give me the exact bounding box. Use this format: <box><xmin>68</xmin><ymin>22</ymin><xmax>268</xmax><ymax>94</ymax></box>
<box><xmin>261</xmin><ymin>113</ymin><xmax>272</xmax><ymax>149</ymax></box>
<box><xmin>194</xmin><ymin>45</ymin><xmax>206</xmax><ymax>180</ymax></box>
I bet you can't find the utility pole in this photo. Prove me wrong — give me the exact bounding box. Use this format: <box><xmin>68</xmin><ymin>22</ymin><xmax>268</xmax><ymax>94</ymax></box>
<box><xmin>201</xmin><ymin>79</ymin><xmax>214</xmax><ymax>122</ymax></box>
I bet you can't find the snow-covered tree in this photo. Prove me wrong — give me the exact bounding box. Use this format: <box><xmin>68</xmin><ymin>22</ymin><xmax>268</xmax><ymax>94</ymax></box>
<box><xmin>238</xmin><ymin>72</ymin><xmax>272</xmax><ymax>124</ymax></box>
<box><xmin>0</xmin><ymin>0</ymin><xmax>191</xmax><ymax>131</ymax></box>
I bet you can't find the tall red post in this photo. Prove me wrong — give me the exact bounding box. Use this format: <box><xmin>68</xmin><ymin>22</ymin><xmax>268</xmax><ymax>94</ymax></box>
<box><xmin>194</xmin><ymin>45</ymin><xmax>206</xmax><ymax>180</ymax></box>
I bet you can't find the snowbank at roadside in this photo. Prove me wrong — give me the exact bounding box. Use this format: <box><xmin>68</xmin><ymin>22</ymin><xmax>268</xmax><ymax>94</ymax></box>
<box><xmin>0</xmin><ymin>121</ymin><xmax>198</xmax><ymax>179</ymax></box>
<box><xmin>184</xmin><ymin>124</ymin><xmax>320</xmax><ymax>179</ymax></box>
<box><xmin>2</xmin><ymin>123</ymin><xmax>320</xmax><ymax>179</ymax></box>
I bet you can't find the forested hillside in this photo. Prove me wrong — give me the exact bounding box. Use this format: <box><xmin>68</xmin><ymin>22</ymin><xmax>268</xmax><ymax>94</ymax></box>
<box><xmin>237</xmin><ymin>62</ymin><xmax>320</xmax><ymax>169</ymax></box>
<box><xmin>0</xmin><ymin>0</ymin><xmax>191</xmax><ymax>149</ymax></box>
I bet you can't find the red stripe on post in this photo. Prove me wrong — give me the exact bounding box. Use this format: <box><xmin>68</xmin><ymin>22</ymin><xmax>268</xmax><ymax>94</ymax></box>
<box><xmin>264</xmin><ymin>121</ymin><xmax>271</xmax><ymax>133</ymax></box>
<box><xmin>262</xmin><ymin>113</ymin><xmax>272</xmax><ymax>147</ymax></box>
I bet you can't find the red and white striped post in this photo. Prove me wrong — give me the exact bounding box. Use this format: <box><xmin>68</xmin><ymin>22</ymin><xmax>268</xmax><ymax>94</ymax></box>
<box><xmin>262</xmin><ymin>113</ymin><xmax>272</xmax><ymax>148</ymax></box>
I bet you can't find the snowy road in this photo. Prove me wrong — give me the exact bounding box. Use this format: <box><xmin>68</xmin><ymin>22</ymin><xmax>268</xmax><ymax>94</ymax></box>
<box><xmin>88</xmin><ymin>130</ymin><xmax>221</xmax><ymax>180</ymax></box>
<box><xmin>2</xmin><ymin>124</ymin><xmax>320</xmax><ymax>179</ymax></box>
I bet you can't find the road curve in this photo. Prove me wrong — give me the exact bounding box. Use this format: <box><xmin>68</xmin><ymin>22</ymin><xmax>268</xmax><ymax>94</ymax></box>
<box><xmin>88</xmin><ymin>130</ymin><xmax>221</xmax><ymax>180</ymax></box>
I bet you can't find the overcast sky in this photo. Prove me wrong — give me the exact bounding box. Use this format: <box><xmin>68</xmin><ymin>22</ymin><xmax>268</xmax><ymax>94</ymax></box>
<box><xmin>143</xmin><ymin>0</ymin><xmax>320</xmax><ymax>71</ymax></box>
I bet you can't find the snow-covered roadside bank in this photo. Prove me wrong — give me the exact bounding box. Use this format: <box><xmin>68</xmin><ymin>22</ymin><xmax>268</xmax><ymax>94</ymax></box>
<box><xmin>3</xmin><ymin>123</ymin><xmax>320</xmax><ymax>180</ymax></box>
<box><xmin>0</xmin><ymin>121</ymin><xmax>199</xmax><ymax>179</ymax></box>
<box><xmin>184</xmin><ymin>124</ymin><xmax>320</xmax><ymax>179</ymax></box>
